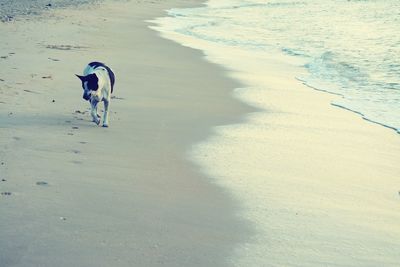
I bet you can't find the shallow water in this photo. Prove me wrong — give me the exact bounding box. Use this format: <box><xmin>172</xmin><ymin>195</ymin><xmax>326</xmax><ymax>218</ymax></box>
<box><xmin>164</xmin><ymin>0</ymin><xmax>400</xmax><ymax>132</ymax></box>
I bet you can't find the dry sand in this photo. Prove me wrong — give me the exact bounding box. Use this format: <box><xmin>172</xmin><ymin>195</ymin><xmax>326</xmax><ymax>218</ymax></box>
<box><xmin>0</xmin><ymin>1</ymin><xmax>252</xmax><ymax>266</ymax></box>
<box><xmin>0</xmin><ymin>0</ymin><xmax>101</xmax><ymax>22</ymax></box>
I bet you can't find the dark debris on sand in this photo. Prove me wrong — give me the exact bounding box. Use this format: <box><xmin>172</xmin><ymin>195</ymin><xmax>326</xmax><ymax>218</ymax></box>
<box><xmin>0</xmin><ymin>0</ymin><xmax>102</xmax><ymax>22</ymax></box>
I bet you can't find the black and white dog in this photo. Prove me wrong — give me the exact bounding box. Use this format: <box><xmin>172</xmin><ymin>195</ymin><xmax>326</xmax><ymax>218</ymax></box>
<box><xmin>76</xmin><ymin>62</ymin><xmax>115</xmax><ymax>127</ymax></box>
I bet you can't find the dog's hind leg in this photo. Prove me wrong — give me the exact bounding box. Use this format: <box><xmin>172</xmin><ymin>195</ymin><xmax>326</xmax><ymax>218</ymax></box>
<box><xmin>102</xmin><ymin>99</ymin><xmax>110</xmax><ymax>127</ymax></box>
<box><xmin>90</xmin><ymin>99</ymin><xmax>101</xmax><ymax>125</ymax></box>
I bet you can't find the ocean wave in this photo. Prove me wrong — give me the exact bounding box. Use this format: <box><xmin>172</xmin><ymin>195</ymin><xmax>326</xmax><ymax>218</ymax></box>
<box><xmin>167</xmin><ymin>0</ymin><xmax>400</xmax><ymax>132</ymax></box>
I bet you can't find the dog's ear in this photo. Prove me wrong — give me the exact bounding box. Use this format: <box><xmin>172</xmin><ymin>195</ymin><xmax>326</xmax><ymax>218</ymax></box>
<box><xmin>75</xmin><ymin>74</ymin><xmax>85</xmax><ymax>81</ymax></box>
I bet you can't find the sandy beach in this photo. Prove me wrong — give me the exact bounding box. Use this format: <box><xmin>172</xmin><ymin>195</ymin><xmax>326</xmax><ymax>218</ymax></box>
<box><xmin>1</xmin><ymin>0</ymin><xmax>400</xmax><ymax>266</ymax></box>
<box><xmin>0</xmin><ymin>1</ymin><xmax>252</xmax><ymax>266</ymax></box>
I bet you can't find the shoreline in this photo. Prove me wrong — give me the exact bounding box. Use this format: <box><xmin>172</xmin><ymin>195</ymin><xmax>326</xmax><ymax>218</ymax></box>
<box><xmin>0</xmin><ymin>0</ymin><xmax>253</xmax><ymax>266</ymax></box>
<box><xmin>296</xmin><ymin>78</ymin><xmax>400</xmax><ymax>135</ymax></box>
<box><xmin>153</xmin><ymin>6</ymin><xmax>400</xmax><ymax>266</ymax></box>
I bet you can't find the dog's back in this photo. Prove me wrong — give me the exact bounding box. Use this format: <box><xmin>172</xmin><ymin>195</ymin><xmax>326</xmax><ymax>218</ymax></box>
<box><xmin>85</xmin><ymin>62</ymin><xmax>115</xmax><ymax>93</ymax></box>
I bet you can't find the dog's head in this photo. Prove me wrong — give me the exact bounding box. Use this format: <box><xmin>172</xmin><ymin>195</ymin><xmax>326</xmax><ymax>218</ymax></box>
<box><xmin>75</xmin><ymin>74</ymin><xmax>99</xmax><ymax>101</ymax></box>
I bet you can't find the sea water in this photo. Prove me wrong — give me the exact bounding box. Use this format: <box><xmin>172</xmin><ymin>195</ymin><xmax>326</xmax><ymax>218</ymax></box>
<box><xmin>156</xmin><ymin>0</ymin><xmax>400</xmax><ymax>133</ymax></box>
<box><xmin>151</xmin><ymin>0</ymin><xmax>400</xmax><ymax>266</ymax></box>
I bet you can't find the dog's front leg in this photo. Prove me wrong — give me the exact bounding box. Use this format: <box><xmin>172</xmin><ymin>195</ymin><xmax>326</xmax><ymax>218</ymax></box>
<box><xmin>102</xmin><ymin>99</ymin><xmax>110</xmax><ymax>127</ymax></box>
<box><xmin>90</xmin><ymin>99</ymin><xmax>101</xmax><ymax>125</ymax></box>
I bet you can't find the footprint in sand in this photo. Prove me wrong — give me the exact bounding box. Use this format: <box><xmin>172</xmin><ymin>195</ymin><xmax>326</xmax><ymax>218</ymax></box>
<box><xmin>111</xmin><ymin>96</ymin><xmax>125</xmax><ymax>100</ymax></box>
<box><xmin>23</xmin><ymin>89</ymin><xmax>39</xmax><ymax>94</ymax></box>
<box><xmin>45</xmin><ymin>44</ymin><xmax>88</xmax><ymax>51</ymax></box>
